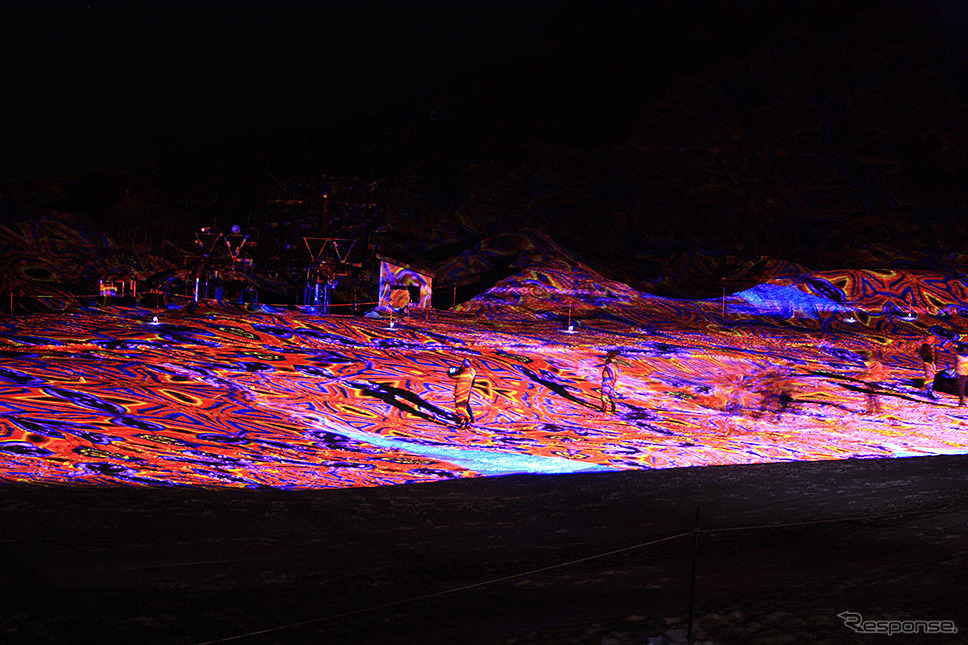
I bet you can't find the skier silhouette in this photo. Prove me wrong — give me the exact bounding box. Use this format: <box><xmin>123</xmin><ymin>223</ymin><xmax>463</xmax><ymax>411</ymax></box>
<box><xmin>919</xmin><ymin>334</ymin><xmax>938</xmax><ymax>398</ymax></box>
<box><xmin>858</xmin><ymin>351</ymin><xmax>886</xmax><ymax>415</ymax></box>
<box><xmin>447</xmin><ymin>358</ymin><xmax>477</xmax><ymax>428</ymax></box>
<box><xmin>601</xmin><ymin>351</ymin><xmax>619</xmax><ymax>413</ymax></box>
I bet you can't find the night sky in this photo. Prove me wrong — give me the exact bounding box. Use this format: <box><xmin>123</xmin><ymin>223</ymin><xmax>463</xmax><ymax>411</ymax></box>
<box><xmin>1</xmin><ymin>1</ymin><xmax>558</xmax><ymax>182</ymax></box>
<box><xmin>2</xmin><ymin>0</ymin><xmax>901</xmax><ymax>184</ymax></box>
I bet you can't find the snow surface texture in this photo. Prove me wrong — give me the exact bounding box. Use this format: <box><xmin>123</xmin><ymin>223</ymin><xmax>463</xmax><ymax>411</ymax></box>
<box><xmin>2</xmin><ymin>260</ymin><xmax>968</xmax><ymax>489</ymax></box>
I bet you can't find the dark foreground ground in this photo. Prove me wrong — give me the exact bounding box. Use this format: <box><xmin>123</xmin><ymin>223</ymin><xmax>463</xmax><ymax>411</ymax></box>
<box><xmin>2</xmin><ymin>455</ymin><xmax>967</xmax><ymax>645</ymax></box>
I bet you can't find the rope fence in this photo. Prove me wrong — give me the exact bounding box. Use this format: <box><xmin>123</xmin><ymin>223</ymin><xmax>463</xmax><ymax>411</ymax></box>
<box><xmin>191</xmin><ymin>502</ymin><xmax>956</xmax><ymax>644</ymax></box>
<box><xmin>3</xmin><ymin>291</ymin><xmax>467</xmax><ymax>323</ymax></box>
<box><xmin>1</xmin><ymin>289</ymin><xmax>388</xmax><ymax>315</ymax></box>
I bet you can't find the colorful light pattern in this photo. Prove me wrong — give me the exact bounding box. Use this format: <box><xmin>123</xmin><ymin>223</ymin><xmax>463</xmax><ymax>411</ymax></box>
<box><xmin>3</xmin><ymin>261</ymin><xmax>968</xmax><ymax>490</ymax></box>
<box><xmin>378</xmin><ymin>258</ymin><xmax>434</xmax><ymax>310</ymax></box>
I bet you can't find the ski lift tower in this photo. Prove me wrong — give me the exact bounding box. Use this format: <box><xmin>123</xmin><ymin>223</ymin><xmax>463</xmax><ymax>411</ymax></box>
<box><xmin>191</xmin><ymin>229</ymin><xmax>223</xmax><ymax>302</ymax></box>
<box><xmin>303</xmin><ymin>237</ymin><xmax>359</xmax><ymax>313</ymax></box>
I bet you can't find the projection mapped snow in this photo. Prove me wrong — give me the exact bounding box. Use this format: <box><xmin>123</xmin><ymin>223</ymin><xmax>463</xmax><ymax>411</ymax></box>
<box><xmin>3</xmin><ymin>255</ymin><xmax>968</xmax><ymax>490</ymax></box>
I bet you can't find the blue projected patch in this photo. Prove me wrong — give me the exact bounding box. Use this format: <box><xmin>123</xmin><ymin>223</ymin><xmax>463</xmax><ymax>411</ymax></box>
<box><xmin>732</xmin><ymin>284</ymin><xmax>852</xmax><ymax>319</ymax></box>
<box><xmin>313</xmin><ymin>421</ymin><xmax>616</xmax><ymax>477</ymax></box>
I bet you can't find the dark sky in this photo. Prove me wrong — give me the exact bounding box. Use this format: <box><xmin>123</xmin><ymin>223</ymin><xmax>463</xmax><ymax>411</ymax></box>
<box><xmin>2</xmin><ymin>1</ymin><xmax>560</xmax><ymax>182</ymax></box>
<box><xmin>4</xmin><ymin>1</ymin><xmax>967</xmax><ymax>184</ymax></box>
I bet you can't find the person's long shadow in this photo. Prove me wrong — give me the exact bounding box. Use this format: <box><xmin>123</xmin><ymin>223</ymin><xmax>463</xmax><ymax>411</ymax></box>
<box><xmin>351</xmin><ymin>381</ymin><xmax>455</xmax><ymax>424</ymax></box>
<box><xmin>518</xmin><ymin>366</ymin><xmax>600</xmax><ymax>410</ymax></box>
<box><xmin>803</xmin><ymin>369</ymin><xmax>941</xmax><ymax>407</ymax></box>
<box><xmin>615</xmin><ymin>403</ymin><xmax>679</xmax><ymax>435</ymax></box>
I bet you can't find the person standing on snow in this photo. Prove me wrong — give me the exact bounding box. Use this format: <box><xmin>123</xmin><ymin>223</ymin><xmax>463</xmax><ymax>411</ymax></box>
<box><xmin>955</xmin><ymin>346</ymin><xmax>968</xmax><ymax>407</ymax></box>
<box><xmin>858</xmin><ymin>351</ymin><xmax>887</xmax><ymax>415</ymax></box>
<box><xmin>919</xmin><ymin>334</ymin><xmax>938</xmax><ymax>398</ymax></box>
<box><xmin>601</xmin><ymin>351</ymin><xmax>619</xmax><ymax>414</ymax></box>
<box><xmin>447</xmin><ymin>357</ymin><xmax>477</xmax><ymax>428</ymax></box>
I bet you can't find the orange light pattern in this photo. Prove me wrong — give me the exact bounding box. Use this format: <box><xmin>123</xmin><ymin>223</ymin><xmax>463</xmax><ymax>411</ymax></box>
<box><xmin>2</xmin><ymin>268</ymin><xmax>968</xmax><ymax>490</ymax></box>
